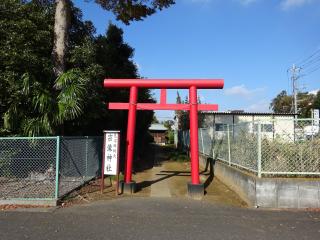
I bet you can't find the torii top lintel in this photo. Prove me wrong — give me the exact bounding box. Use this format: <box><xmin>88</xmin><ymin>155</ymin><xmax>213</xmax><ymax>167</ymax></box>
<box><xmin>104</xmin><ymin>79</ymin><xmax>224</xmax><ymax>111</ymax></box>
<box><xmin>103</xmin><ymin>79</ymin><xmax>224</xmax><ymax>89</ymax></box>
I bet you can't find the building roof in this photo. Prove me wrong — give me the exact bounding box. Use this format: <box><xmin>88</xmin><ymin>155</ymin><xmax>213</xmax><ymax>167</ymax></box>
<box><xmin>149</xmin><ymin>124</ymin><xmax>168</xmax><ymax>131</ymax></box>
<box><xmin>201</xmin><ymin>111</ymin><xmax>298</xmax><ymax>116</ymax></box>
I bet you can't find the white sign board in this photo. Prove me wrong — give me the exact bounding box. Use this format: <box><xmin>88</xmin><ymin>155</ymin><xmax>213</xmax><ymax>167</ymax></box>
<box><xmin>103</xmin><ymin>131</ymin><xmax>120</xmax><ymax>175</ymax></box>
<box><xmin>314</xmin><ymin>109</ymin><xmax>319</xmax><ymax>126</ymax></box>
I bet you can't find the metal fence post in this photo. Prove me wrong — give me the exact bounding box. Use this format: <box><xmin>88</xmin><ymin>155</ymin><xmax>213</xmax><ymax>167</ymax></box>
<box><xmin>200</xmin><ymin>128</ymin><xmax>205</xmax><ymax>154</ymax></box>
<box><xmin>85</xmin><ymin>136</ymin><xmax>88</xmax><ymax>180</ymax></box>
<box><xmin>311</xmin><ymin>117</ymin><xmax>314</xmax><ymax>141</ymax></box>
<box><xmin>227</xmin><ymin>124</ymin><xmax>231</xmax><ymax>166</ymax></box>
<box><xmin>257</xmin><ymin>122</ymin><xmax>262</xmax><ymax>178</ymax></box>
<box><xmin>55</xmin><ymin>136</ymin><xmax>61</xmax><ymax>199</ymax></box>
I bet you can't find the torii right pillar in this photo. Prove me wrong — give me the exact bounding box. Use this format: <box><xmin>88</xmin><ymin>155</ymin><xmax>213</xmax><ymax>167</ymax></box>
<box><xmin>188</xmin><ymin>85</ymin><xmax>203</xmax><ymax>199</ymax></box>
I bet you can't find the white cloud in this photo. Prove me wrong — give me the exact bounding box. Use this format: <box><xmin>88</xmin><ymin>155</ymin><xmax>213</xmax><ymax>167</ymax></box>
<box><xmin>224</xmin><ymin>85</ymin><xmax>265</xmax><ymax>98</ymax></box>
<box><xmin>246</xmin><ymin>99</ymin><xmax>270</xmax><ymax>112</ymax></box>
<box><xmin>309</xmin><ymin>89</ymin><xmax>319</xmax><ymax>95</ymax></box>
<box><xmin>280</xmin><ymin>0</ymin><xmax>314</xmax><ymax>10</ymax></box>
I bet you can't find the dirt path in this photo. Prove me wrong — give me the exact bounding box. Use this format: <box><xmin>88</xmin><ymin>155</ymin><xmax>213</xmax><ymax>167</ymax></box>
<box><xmin>133</xmin><ymin>145</ymin><xmax>247</xmax><ymax>207</ymax></box>
<box><xmin>61</xmin><ymin>144</ymin><xmax>246</xmax><ymax>208</ymax></box>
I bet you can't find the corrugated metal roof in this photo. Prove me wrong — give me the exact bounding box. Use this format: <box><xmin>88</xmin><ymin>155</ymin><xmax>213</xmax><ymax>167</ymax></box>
<box><xmin>201</xmin><ymin>111</ymin><xmax>297</xmax><ymax>116</ymax></box>
<box><xmin>149</xmin><ymin>124</ymin><xmax>168</xmax><ymax>131</ymax></box>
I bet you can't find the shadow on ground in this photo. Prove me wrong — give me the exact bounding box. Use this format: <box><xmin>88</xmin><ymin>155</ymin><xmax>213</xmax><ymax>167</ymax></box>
<box><xmin>134</xmin><ymin>144</ymin><xmax>176</xmax><ymax>172</ymax></box>
<box><xmin>135</xmin><ymin>145</ymin><xmax>215</xmax><ymax>195</ymax></box>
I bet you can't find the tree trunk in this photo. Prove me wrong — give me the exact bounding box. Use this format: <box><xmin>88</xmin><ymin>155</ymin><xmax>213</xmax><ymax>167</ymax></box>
<box><xmin>52</xmin><ymin>0</ymin><xmax>70</xmax><ymax>77</ymax></box>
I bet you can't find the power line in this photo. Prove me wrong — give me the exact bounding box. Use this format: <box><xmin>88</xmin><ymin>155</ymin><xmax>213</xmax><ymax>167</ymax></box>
<box><xmin>286</xmin><ymin>48</ymin><xmax>320</xmax><ymax>116</ymax></box>
<box><xmin>287</xmin><ymin>48</ymin><xmax>320</xmax><ymax>97</ymax></box>
<box><xmin>297</xmin><ymin>48</ymin><xmax>320</xmax><ymax>66</ymax></box>
<box><xmin>301</xmin><ymin>56</ymin><xmax>320</xmax><ymax>69</ymax></box>
<box><xmin>302</xmin><ymin>64</ymin><xmax>320</xmax><ymax>76</ymax></box>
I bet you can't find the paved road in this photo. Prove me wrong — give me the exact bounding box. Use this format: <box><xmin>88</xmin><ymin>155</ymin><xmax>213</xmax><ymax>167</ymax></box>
<box><xmin>0</xmin><ymin>198</ymin><xmax>319</xmax><ymax>240</ymax></box>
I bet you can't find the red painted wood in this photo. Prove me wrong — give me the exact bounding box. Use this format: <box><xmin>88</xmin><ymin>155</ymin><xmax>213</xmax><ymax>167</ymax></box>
<box><xmin>160</xmin><ymin>89</ymin><xmax>167</xmax><ymax>104</ymax></box>
<box><xmin>189</xmin><ymin>86</ymin><xmax>200</xmax><ymax>184</ymax></box>
<box><xmin>125</xmin><ymin>86</ymin><xmax>138</xmax><ymax>183</ymax></box>
<box><xmin>198</xmin><ymin>105</ymin><xmax>219</xmax><ymax>111</ymax></box>
<box><xmin>104</xmin><ymin>78</ymin><xmax>224</xmax><ymax>188</ymax></box>
<box><xmin>104</xmin><ymin>79</ymin><xmax>224</xmax><ymax>89</ymax></box>
<box><xmin>108</xmin><ymin>103</ymin><xmax>219</xmax><ymax>111</ymax></box>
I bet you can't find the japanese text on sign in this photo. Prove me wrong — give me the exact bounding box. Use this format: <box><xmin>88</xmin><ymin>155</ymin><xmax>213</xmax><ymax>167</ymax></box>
<box><xmin>103</xmin><ymin>131</ymin><xmax>119</xmax><ymax>175</ymax></box>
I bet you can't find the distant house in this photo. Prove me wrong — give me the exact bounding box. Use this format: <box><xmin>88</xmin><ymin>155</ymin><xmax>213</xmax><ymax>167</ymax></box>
<box><xmin>200</xmin><ymin>111</ymin><xmax>298</xmax><ymax>141</ymax></box>
<box><xmin>149</xmin><ymin>124</ymin><xmax>168</xmax><ymax>145</ymax></box>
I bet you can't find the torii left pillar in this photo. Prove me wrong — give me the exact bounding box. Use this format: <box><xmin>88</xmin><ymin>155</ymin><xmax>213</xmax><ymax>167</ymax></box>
<box><xmin>104</xmin><ymin>79</ymin><xmax>224</xmax><ymax>198</ymax></box>
<box><xmin>123</xmin><ymin>86</ymin><xmax>138</xmax><ymax>193</ymax></box>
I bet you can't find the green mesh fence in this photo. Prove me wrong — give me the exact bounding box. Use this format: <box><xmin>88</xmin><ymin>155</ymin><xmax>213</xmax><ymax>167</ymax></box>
<box><xmin>59</xmin><ymin>137</ymin><xmax>102</xmax><ymax>197</ymax></box>
<box><xmin>229</xmin><ymin>123</ymin><xmax>259</xmax><ymax>172</ymax></box>
<box><xmin>0</xmin><ymin>136</ymin><xmax>102</xmax><ymax>201</ymax></box>
<box><xmin>179</xmin><ymin>118</ymin><xmax>320</xmax><ymax>177</ymax></box>
<box><xmin>0</xmin><ymin>137</ymin><xmax>57</xmax><ymax>200</ymax></box>
<box><xmin>261</xmin><ymin>119</ymin><xmax>320</xmax><ymax>175</ymax></box>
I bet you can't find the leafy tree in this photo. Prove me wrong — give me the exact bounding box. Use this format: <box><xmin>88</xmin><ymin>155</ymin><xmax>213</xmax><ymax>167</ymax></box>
<box><xmin>152</xmin><ymin>115</ymin><xmax>159</xmax><ymax>124</ymax></box>
<box><xmin>1</xmin><ymin>1</ymin><xmax>156</xmax><ymax>143</ymax></box>
<box><xmin>175</xmin><ymin>91</ymin><xmax>183</xmax><ymax>130</ymax></box>
<box><xmin>313</xmin><ymin>90</ymin><xmax>320</xmax><ymax>110</ymax></box>
<box><xmin>3</xmin><ymin>70</ymin><xmax>87</xmax><ymax>136</ymax></box>
<box><xmin>65</xmin><ymin>23</ymin><xmax>155</xmax><ymax>136</ymax></box>
<box><xmin>53</xmin><ymin>0</ymin><xmax>175</xmax><ymax>77</ymax></box>
<box><xmin>175</xmin><ymin>91</ymin><xmax>189</xmax><ymax>130</ymax></box>
<box><xmin>175</xmin><ymin>93</ymin><xmax>204</xmax><ymax>130</ymax></box>
<box><xmin>270</xmin><ymin>90</ymin><xmax>292</xmax><ymax>113</ymax></box>
<box><xmin>0</xmin><ymin>1</ymin><xmax>102</xmax><ymax>136</ymax></box>
<box><xmin>0</xmin><ymin>0</ymin><xmax>56</xmax><ymax>135</ymax></box>
<box><xmin>162</xmin><ymin>120</ymin><xmax>174</xmax><ymax>144</ymax></box>
<box><xmin>178</xmin><ymin>96</ymin><xmax>189</xmax><ymax>130</ymax></box>
<box><xmin>270</xmin><ymin>90</ymin><xmax>315</xmax><ymax>118</ymax></box>
<box><xmin>297</xmin><ymin>92</ymin><xmax>314</xmax><ymax>118</ymax></box>
<box><xmin>163</xmin><ymin>120</ymin><xmax>174</xmax><ymax>130</ymax></box>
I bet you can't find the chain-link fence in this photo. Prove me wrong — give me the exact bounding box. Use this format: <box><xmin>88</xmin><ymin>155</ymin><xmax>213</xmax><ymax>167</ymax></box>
<box><xmin>179</xmin><ymin>118</ymin><xmax>320</xmax><ymax>177</ymax></box>
<box><xmin>199</xmin><ymin>128</ymin><xmax>212</xmax><ymax>156</ymax></box>
<box><xmin>178</xmin><ymin>128</ymin><xmax>213</xmax><ymax>156</ymax></box>
<box><xmin>0</xmin><ymin>137</ymin><xmax>58</xmax><ymax>200</ymax></box>
<box><xmin>261</xmin><ymin>119</ymin><xmax>320</xmax><ymax>176</ymax></box>
<box><xmin>59</xmin><ymin>136</ymin><xmax>102</xmax><ymax>197</ymax></box>
<box><xmin>0</xmin><ymin>136</ymin><xmax>102</xmax><ymax>202</ymax></box>
<box><xmin>215</xmin><ymin>123</ymin><xmax>259</xmax><ymax>173</ymax></box>
<box><xmin>178</xmin><ymin>130</ymin><xmax>190</xmax><ymax>153</ymax></box>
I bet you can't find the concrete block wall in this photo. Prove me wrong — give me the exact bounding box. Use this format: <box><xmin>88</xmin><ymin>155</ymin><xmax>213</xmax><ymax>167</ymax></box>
<box><xmin>199</xmin><ymin>155</ymin><xmax>320</xmax><ymax>209</ymax></box>
<box><xmin>255</xmin><ymin>179</ymin><xmax>320</xmax><ymax>208</ymax></box>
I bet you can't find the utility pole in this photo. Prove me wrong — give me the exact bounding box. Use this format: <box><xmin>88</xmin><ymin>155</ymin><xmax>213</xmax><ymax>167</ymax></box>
<box><xmin>290</xmin><ymin>64</ymin><xmax>301</xmax><ymax>118</ymax></box>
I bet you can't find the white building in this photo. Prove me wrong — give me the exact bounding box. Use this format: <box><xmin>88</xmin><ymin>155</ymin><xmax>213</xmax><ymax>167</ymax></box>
<box><xmin>201</xmin><ymin>111</ymin><xmax>297</xmax><ymax>141</ymax></box>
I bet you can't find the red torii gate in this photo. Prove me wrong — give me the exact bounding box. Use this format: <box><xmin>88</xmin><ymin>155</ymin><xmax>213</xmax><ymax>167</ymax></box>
<box><xmin>104</xmin><ymin>79</ymin><xmax>224</xmax><ymax>198</ymax></box>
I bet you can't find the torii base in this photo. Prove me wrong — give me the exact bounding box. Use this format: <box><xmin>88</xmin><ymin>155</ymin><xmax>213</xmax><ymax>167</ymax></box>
<box><xmin>121</xmin><ymin>181</ymin><xmax>136</xmax><ymax>194</ymax></box>
<box><xmin>187</xmin><ymin>182</ymin><xmax>204</xmax><ymax>200</ymax></box>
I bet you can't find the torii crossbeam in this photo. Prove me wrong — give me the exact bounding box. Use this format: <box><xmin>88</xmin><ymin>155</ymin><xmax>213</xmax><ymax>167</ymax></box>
<box><xmin>104</xmin><ymin>79</ymin><xmax>224</xmax><ymax>198</ymax></box>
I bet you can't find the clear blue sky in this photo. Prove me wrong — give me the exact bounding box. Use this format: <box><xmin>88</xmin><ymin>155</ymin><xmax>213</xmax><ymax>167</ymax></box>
<box><xmin>75</xmin><ymin>0</ymin><xmax>320</xmax><ymax>120</ymax></box>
